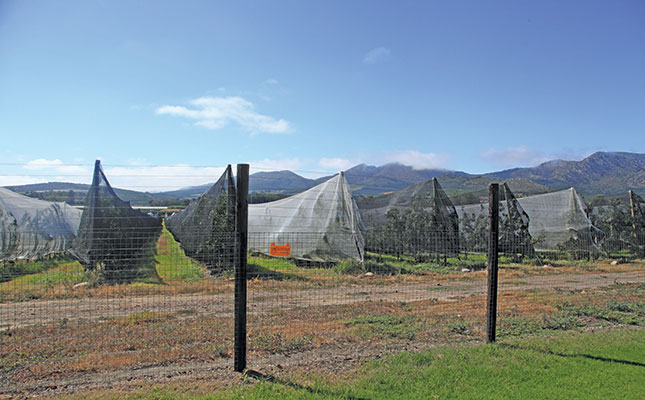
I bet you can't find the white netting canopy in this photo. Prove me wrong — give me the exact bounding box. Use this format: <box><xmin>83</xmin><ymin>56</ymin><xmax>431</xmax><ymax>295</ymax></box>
<box><xmin>248</xmin><ymin>172</ymin><xmax>365</xmax><ymax>261</ymax></box>
<box><xmin>457</xmin><ymin>187</ymin><xmax>596</xmax><ymax>249</ymax></box>
<box><xmin>0</xmin><ymin>187</ymin><xmax>82</xmax><ymax>260</ymax></box>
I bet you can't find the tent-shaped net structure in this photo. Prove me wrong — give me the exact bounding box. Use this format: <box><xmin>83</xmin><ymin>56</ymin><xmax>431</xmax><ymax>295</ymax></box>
<box><xmin>630</xmin><ymin>190</ymin><xmax>645</xmax><ymax>244</ymax></box>
<box><xmin>357</xmin><ymin>178</ymin><xmax>459</xmax><ymax>256</ymax></box>
<box><xmin>457</xmin><ymin>187</ymin><xmax>598</xmax><ymax>251</ymax></box>
<box><xmin>0</xmin><ymin>187</ymin><xmax>82</xmax><ymax>260</ymax></box>
<box><xmin>70</xmin><ymin>160</ymin><xmax>162</xmax><ymax>283</ymax></box>
<box><xmin>499</xmin><ymin>183</ymin><xmax>534</xmax><ymax>257</ymax></box>
<box><xmin>248</xmin><ymin>172</ymin><xmax>365</xmax><ymax>262</ymax></box>
<box><xmin>165</xmin><ymin>165</ymin><xmax>237</xmax><ymax>273</ymax></box>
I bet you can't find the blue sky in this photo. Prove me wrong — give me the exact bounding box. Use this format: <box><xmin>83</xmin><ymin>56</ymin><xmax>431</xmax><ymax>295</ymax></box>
<box><xmin>1</xmin><ymin>0</ymin><xmax>644</xmax><ymax>190</ymax></box>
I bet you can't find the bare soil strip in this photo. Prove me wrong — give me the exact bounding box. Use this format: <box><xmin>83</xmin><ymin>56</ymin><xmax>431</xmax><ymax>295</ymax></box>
<box><xmin>2</xmin><ymin>270</ymin><xmax>643</xmax><ymax>328</ymax></box>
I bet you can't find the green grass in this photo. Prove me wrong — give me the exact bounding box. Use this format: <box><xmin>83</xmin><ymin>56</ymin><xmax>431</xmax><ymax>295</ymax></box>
<box><xmin>249</xmin><ymin>256</ymin><xmax>300</xmax><ymax>272</ymax></box>
<box><xmin>0</xmin><ymin>256</ymin><xmax>83</xmax><ymax>283</ymax></box>
<box><xmin>336</xmin><ymin>253</ymin><xmax>470</xmax><ymax>275</ymax></box>
<box><xmin>83</xmin><ymin>329</ymin><xmax>645</xmax><ymax>399</ymax></box>
<box><xmin>155</xmin><ymin>225</ymin><xmax>207</xmax><ymax>282</ymax></box>
<box><xmin>0</xmin><ymin>261</ymin><xmax>86</xmax><ymax>289</ymax></box>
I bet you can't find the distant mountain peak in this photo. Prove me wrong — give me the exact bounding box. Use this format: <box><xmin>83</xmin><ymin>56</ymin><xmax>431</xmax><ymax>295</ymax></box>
<box><xmin>490</xmin><ymin>151</ymin><xmax>645</xmax><ymax>195</ymax></box>
<box><xmin>5</xmin><ymin>152</ymin><xmax>642</xmax><ymax>203</ymax></box>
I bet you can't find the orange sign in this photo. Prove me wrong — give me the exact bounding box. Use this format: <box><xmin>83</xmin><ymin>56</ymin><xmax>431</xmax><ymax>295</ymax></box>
<box><xmin>270</xmin><ymin>242</ymin><xmax>291</xmax><ymax>257</ymax></box>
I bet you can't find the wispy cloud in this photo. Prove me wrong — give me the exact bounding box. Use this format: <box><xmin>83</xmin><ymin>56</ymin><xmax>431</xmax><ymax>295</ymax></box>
<box><xmin>481</xmin><ymin>146</ymin><xmax>592</xmax><ymax>169</ymax></box>
<box><xmin>11</xmin><ymin>159</ymin><xmax>229</xmax><ymax>191</ymax></box>
<box><xmin>24</xmin><ymin>158</ymin><xmax>90</xmax><ymax>175</ymax></box>
<box><xmin>318</xmin><ymin>157</ymin><xmax>355</xmax><ymax>171</ymax></box>
<box><xmin>363</xmin><ymin>46</ymin><xmax>391</xmax><ymax>64</ymax></box>
<box><xmin>0</xmin><ymin>174</ymin><xmax>57</xmax><ymax>187</ymax></box>
<box><xmin>103</xmin><ymin>164</ymin><xmax>226</xmax><ymax>191</ymax></box>
<box><xmin>258</xmin><ymin>78</ymin><xmax>287</xmax><ymax>101</ymax></box>
<box><xmin>0</xmin><ymin>158</ymin><xmax>91</xmax><ymax>188</ymax></box>
<box><xmin>156</xmin><ymin>96</ymin><xmax>290</xmax><ymax>134</ymax></box>
<box><xmin>249</xmin><ymin>158</ymin><xmax>309</xmax><ymax>173</ymax></box>
<box><xmin>480</xmin><ymin>146</ymin><xmax>551</xmax><ymax>168</ymax></box>
<box><xmin>382</xmin><ymin>151</ymin><xmax>450</xmax><ymax>170</ymax></box>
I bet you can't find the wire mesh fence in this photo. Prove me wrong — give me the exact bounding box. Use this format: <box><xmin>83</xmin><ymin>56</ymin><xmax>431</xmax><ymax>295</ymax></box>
<box><xmin>0</xmin><ymin>164</ymin><xmax>644</xmax><ymax>397</ymax></box>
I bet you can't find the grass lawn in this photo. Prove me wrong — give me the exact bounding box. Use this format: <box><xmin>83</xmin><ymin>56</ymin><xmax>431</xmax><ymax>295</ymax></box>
<box><xmin>69</xmin><ymin>328</ymin><xmax>645</xmax><ymax>400</ymax></box>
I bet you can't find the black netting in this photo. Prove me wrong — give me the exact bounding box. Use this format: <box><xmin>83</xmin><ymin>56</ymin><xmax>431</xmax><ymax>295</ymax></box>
<box><xmin>165</xmin><ymin>165</ymin><xmax>237</xmax><ymax>273</ymax></box>
<box><xmin>499</xmin><ymin>183</ymin><xmax>535</xmax><ymax>259</ymax></box>
<box><xmin>364</xmin><ymin>178</ymin><xmax>460</xmax><ymax>257</ymax></box>
<box><xmin>628</xmin><ymin>190</ymin><xmax>645</xmax><ymax>257</ymax></box>
<box><xmin>70</xmin><ymin>160</ymin><xmax>162</xmax><ymax>283</ymax></box>
<box><xmin>630</xmin><ymin>191</ymin><xmax>645</xmax><ymax>240</ymax></box>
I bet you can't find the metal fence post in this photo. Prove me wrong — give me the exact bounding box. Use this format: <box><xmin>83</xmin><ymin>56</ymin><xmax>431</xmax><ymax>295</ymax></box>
<box><xmin>234</xmin><ymin>163</ymin><xmax>249</xmax><ymax>372</ymax></box>
<box><xmin>486</xmin><ymin>183</ymin><xmax>499</xmax><ymax>343</ymax></box>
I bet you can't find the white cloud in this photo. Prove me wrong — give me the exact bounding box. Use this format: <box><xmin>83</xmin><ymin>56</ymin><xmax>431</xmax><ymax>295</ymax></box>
<box><xmin>103</xmin><ymin>164</ymin><xmax>226</xmax><ymax>191</ymax></box>
<box><xmin>382</xmin><ymin>151</ymin><xmax>450</xmax><ymax>170</ymax></box>
<box><xmin>248</xmin><ymin>158</ymin><xmax>308</xmax><ymax>173</ymax></box>
<box><xmin>363</xmin><ymin>47</ymin><xmax>391</xmax><ymax>64</ymax></box>
<box><xmin>258</xmin><ymin>78</ymin><xmax>286</xmax><ymax>101</ymax></box>
<box><xmin>0</xmin><ymin>159</ymin><xmax>92</xmax><ymax>187</ymax></box>
<box><xmin>0</xmin><ymin>175</ymin><xmax>53</xmax><ymax>187</ymax></box>
<box><xmin>13</xmin><ymin>159</ymin><xmax>230</xmax><ymax>191</ymax></box>
<box><xmin>318</xmin><ymin>157</ymin><xmax>355</xmax><ymax>171</ymax></box>
<box><xmin>156</xmin><ymin>96</ymin><xmax>291</xmax><ymax>134</ymax></box>
<box><xmin>480</xmin><ymin>146</ymin><xmax>551</xmax><ymax>168</ymax></box>
<box><xmin>24</xmin><ymin>158</ymin><xmax>90</xmax><ymax>175</ymax></box>
<box><xmin>480</xmin><ymin>146</ymin><xmax>593</xmax><ymax>169</ymax></box>
<box><xmin>24</xmin><ymin>158</ymin><xmax>62</xmax><ymax>169</ymax></box>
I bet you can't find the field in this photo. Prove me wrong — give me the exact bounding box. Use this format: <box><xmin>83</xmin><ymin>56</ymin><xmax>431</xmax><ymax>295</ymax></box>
<box><xmin>1</xmin><ymin>228</ymin><xmax>644</xmax><ymax>398</ymax></box>
<box><xmin>61</xmin><ymin>328</ymin><xmax>644</xmax><ymax>399</ymax></box>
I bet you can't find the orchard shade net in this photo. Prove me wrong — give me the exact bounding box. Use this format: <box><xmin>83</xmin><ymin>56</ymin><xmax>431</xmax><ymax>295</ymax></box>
<box><xmin>357</xmin><ymin>178</ymin><xmax>460</xmax><ymax>256</ymax></box>
<box><xmin>457</xmin><ymin>187</ymin><xmax>599</xmax><ymax>250</ymax></box>
<box><xmin>0</xmin><ymin>187</ymin><xmax>82</xmax><ymax>260</ymax></box>
<box><xmin>248</xmin><ymin>172</ymin><xmax>365</xmax><ymax>261</ymax></box>
<box><xmin>165</xmin><ymin>165</ymin><xmax>237</xmax><ymax>273</ymax></box>
<box><xmin>70</xmin><ymin>160</ymin><xmax>162</xmax><ymax>283</ymax></box>
<box><xmin>498</xmin><ymin>183</ymin><xmax>534</xmax><ymax>257</ymax></box>
<box><xmin>630</xmin><ymin>190</ymin><xmax>645</xmax><ymax>242</ymax></box>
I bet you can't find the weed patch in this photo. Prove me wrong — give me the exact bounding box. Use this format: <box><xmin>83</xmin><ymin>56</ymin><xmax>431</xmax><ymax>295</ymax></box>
<box><xmin>122</xmin><ymin>312</ymin><xmax>174</xmax><ymax>325</ymax></box>
<box><xmin>251</xmin><ymin>333</ymin><xmax>312</xmax><ymax>353</ymax></box>
<box><xmin>558</xmin><ymin>302</ymin><xmax>645</xmax><ymax>326</ymax></box>
<box><xmin>446</xmin><ymin>321</ymin><xmax>472</xmax><ymax>335</ymax></box>
<box><xmin>345</xmin><ymin>315</ymin><xmax>421</xmax><ymax>340</ymax></box>
<box><xmin>427</xmin><ymin>284</ymin><xmax>474</xmax><ymax>291</ymax></box>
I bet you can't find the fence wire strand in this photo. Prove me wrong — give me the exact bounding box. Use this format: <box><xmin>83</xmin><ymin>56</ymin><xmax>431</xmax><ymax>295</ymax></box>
<box><xmin>1</xmin><ymin>169</ymin><xmax>644</xmax><ymax>398</ymax></box>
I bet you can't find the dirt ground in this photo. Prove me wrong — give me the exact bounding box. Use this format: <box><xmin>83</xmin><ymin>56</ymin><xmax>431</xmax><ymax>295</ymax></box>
<box><xmin>1</xmin><ymin>270</ymin><xmax>643</xmax><ymax>328</ymax></box>
<box><xmin>1</xmin><ymin>269</ymin><xmax>644</xmax><ymax>398</ymax></box>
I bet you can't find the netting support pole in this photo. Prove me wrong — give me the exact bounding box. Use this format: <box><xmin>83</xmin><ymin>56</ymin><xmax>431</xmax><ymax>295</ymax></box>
<box><xmin>234</xmin><ymin>163</ymin><xmax>249</xmax><ymax>372</ymax></box>
<box><xmin>486</xmin><ymin>183</ymin><xmax>499</xmax><ymax>343</ymax></box>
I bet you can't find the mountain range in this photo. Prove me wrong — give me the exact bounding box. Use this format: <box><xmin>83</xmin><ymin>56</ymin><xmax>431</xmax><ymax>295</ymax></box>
<box><xmin>4</xmin><ymin>152</ymin><xmax>644</xmax><ymax>205</ymax></box>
